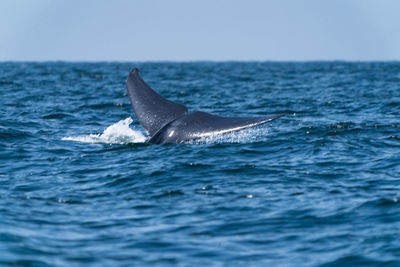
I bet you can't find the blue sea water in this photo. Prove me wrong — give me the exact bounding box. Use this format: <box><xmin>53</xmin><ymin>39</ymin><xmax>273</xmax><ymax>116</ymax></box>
<box><xmin>0</xmin><ymin>62</ymin><xmax>399</xmax><ymax>266</ymax></box>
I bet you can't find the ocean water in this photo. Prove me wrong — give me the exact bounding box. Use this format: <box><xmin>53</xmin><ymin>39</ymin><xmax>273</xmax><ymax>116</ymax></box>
<box><xmin>1</xmin><ymin>62</ymin><xmax>399</xmax><ymax>266</ymax></box>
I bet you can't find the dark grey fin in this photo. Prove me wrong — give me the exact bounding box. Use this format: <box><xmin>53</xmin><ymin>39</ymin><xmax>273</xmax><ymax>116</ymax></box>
<box><xmin>148</xmin><ymin>112</ymin><xmax>285</xmax><ymax>143</ymax></box>
<box><xmin>126</xmin><ymin>68</ymin><xmax>188</xmax><ymax>136</ymax></box>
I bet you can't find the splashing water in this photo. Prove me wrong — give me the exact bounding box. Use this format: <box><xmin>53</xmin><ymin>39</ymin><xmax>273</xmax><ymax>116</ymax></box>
<box><xmin>193</xmin><ymin>126</ymin><xmax>269</xmax><ymax>144</ymax></box>
<box><xmin>62</xmin><ymin>117</ymin><xmax>147</xmax><ymax>144</ymax></box>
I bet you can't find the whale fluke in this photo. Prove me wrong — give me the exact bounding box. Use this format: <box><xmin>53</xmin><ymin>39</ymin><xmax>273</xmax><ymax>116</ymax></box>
<box><xmin>126</xmin><ymin>68</ymin><xmax>188</xmax><ymax>136</ymax></box>
<box><xmin>126</xmin><ymin>68</ymin><xmax>284</xmax><ymax>144</ymax></box>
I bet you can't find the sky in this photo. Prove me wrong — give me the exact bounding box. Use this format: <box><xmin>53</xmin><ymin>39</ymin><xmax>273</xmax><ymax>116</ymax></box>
<box><xmin>0</xmin><ymin>0</ymin><xmax>399</xmax><ymax>61</ymax></box>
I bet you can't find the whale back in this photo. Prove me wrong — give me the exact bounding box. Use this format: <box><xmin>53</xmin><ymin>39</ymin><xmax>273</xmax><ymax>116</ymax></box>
<box><xmin>126</xmin><ymin>68</ymin><xmax>188</xmax><ymax>136</ymax></box>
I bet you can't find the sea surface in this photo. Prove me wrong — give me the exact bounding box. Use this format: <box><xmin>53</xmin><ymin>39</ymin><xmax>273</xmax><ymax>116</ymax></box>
<box><xmin>1</xmin><ymin>62</ymin><xmax>399</xmax><ymax>266</ymax></box>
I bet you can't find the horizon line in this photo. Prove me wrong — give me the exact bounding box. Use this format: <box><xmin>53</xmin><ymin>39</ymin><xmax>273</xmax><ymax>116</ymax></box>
<box><xmin>1</xmin><ymin>59</ymin><xmax>400</xmax><ymax>63</ymax></box>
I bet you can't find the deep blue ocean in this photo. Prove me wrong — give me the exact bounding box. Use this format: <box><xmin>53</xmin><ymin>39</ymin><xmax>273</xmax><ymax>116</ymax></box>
<box><xmin>1</xmin><ymin>62</ymin><xmax>399</xmax><ymax>266</ymax></box>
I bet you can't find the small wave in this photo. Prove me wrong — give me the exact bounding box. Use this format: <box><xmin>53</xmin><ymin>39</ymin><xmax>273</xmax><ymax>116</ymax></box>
<box><xmin>62</xmin><ymin>117</ymin><xmax>147</xmax><ymax>144</ymax></box>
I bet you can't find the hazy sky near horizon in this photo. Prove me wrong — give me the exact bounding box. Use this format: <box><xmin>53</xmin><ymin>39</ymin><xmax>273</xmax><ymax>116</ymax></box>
<box><xmin>1</xmin><ymin>0</ymin><xmax>399</xmax><ymax>61</ymax></box>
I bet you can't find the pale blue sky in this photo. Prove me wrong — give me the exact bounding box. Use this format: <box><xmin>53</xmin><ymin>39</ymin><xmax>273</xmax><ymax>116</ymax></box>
<box><xmin>1</xmin><ymin>0</ymin><xmax>399</xmax><ymax>61</ymax></box>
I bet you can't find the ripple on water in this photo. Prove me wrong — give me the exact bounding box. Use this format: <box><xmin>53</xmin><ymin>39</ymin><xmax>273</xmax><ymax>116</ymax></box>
<box><xmin>1</xmin><ymin>62</ymin><xmax>400</xmax><ymax>266</ymax></box>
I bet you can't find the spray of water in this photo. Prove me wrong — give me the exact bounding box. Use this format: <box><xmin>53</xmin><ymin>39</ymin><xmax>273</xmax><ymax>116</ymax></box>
<box><xmin>62</xmin><ymin>117</ymin><xmax>147</xmax><ymax>144</ymax></box>
<box><xmin>192</xmin><ymin>126</ymin><xmax>269</xmax><ymax>144</ymax></box>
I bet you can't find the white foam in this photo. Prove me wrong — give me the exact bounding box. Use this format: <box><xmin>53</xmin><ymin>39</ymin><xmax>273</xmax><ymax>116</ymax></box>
<box><xmin>62</xmin><ymin>117</ymin><xmax>147</xmax><ymax>144</ymax></box>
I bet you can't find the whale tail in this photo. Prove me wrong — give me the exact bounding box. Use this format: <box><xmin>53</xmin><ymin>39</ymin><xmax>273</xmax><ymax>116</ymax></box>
<box><xmin>126</xmin><ymin>68</ymin><xmax>188</xmax><ymax>136</ymax></box>
<box><xmin>126</xmin><ymin>68</ymin><xmax>285</xmax><ymax>143</ymax></box>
